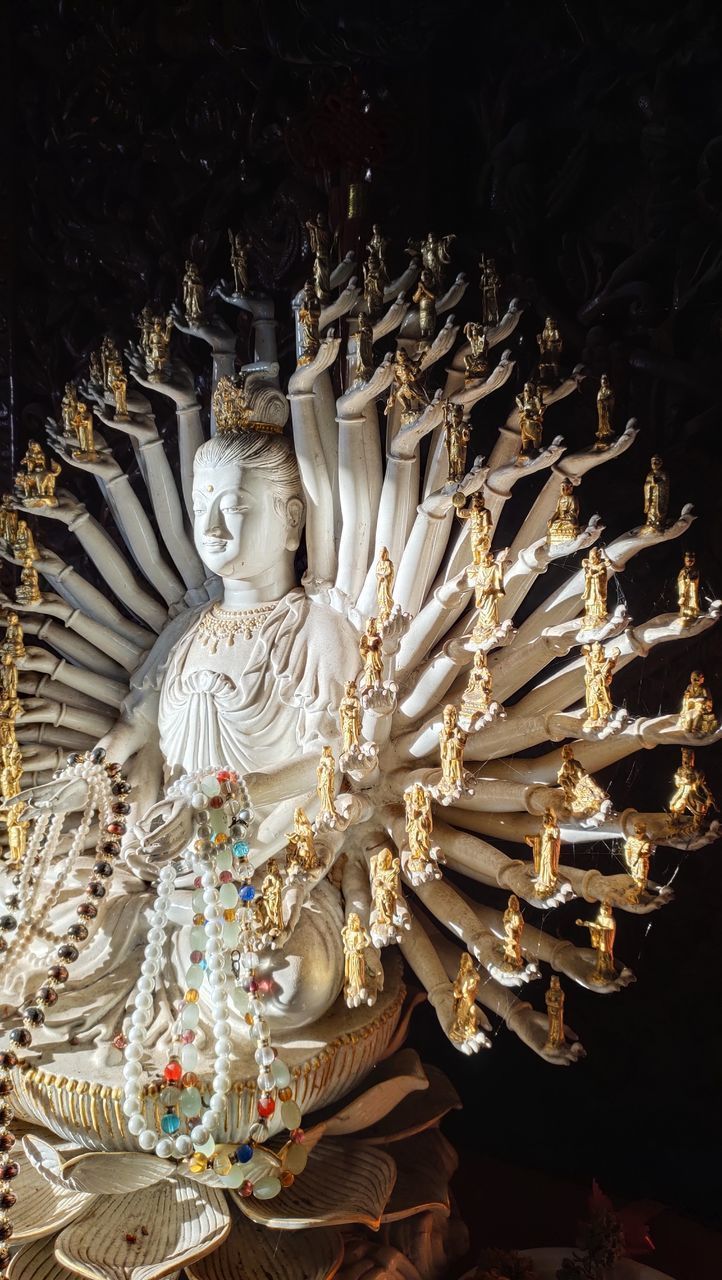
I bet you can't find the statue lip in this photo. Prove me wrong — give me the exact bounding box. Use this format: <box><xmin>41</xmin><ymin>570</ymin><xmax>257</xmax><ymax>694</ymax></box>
<box><xmin>202</xmin><ymin>538</ymin><xmax>228</xmax><ymax>551</ymax></box>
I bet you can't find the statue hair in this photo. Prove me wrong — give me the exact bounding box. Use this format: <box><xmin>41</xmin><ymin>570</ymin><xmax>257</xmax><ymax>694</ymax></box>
<box><xmin>194</xmin><ymin>430</ymin><xmax>304</xmax><ymax>503</ymax></box>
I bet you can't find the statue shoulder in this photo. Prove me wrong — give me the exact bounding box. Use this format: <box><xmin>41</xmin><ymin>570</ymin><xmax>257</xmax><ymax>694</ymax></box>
<box><xmin>130</xmin><ymin>604</ymin><xmax>207</xmax><ymax>693</ymax></box>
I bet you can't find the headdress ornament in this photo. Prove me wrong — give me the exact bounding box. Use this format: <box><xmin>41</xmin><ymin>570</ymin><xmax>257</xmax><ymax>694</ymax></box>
<box><xmin>212</xmin><ymin>366</ymin><xmax>289</xmax><ymax>435</ymax></box>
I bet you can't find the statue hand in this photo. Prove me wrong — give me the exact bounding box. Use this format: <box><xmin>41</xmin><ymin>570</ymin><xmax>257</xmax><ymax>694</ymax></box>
<box><xmin>419</xmin><ymin>316</ymin><xmax>459</xmax><ymax>371</ymax></box>
<box><xmin>288</xmin><ymin>335</ymin><xmax>342</xmax><ymax>394</ymax></box>
<box><xmin>170</xmin><ymin>305</ymin><xmax>236</xmax><ymax>355</ymax></box>
<box><xmin>127</xmin><ymin>352</ymin><xmax>199</xmax><ymax>408</ymax></box>
<box><xmin>32</xmin><ymin>544</ymin><xmax>65</xmax><ymax>577</ymax></box>
<box><xmin>555</xmin><ymin>943</ymin><xmax>636</xmax><ymax>993</ymax></box>
<box><xmin>13</xmin><ymin>488</ymin><xmax>86</xmax><ymax>526</ymax></box>
<box><xmin>508</xmin><ymin>1006</ymin><xmax>586</xmax><ymax>1065</ymax></box>
<box><xmin>434</xmin><ymin>567</ymin><xmax>472</xmax><ymax>611</ymax></box>
<box><xmin>47</xmin><ymin>427</ymin><xmax>121</xmax><ymax>482</ymax></box>
<box><xmin>501</xmin><ymin>862</ymin><xmax>575</xmax><ymax>909</ymax></box>
<box><xmin>432</xmin><ymin>982</ymin><xmax>491</xmax><ymax>1055</ymax></box>
<box><xmin>93</xmin><ymin>403</ymin><xmax>159</xmax><ymax>446</ymax></box>
<box><xmin>10</xmin><ymin>775</ymin><xmax>90</xmax><ymax>818</ymax></box>
<box><xmin>372</xmin><ymin>293</ymin><xmax>409</xmax><ymax>341</ymax></box>
<box><xmin>338</xmin><ymin>352</ymin><xmax>394</xmax><ymax>416</ymax></box>
<box><xmin>584</xmin><ymin>871</ymin><xmax>674</xmax><ymax>914</ymax></box>
<box><xmin>128</xmin><ymin>795</ymin><xmax>194</xmax><ymax>863</ymax></box>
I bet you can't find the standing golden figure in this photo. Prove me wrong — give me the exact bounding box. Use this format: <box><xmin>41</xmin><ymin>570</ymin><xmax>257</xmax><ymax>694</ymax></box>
<box><xmin>285</xmin><ymin>807</ymin><xmax>320</xmax><ymax>878</ymax></box>
<box><xmin>435</xmin><ymin>704</ymin><xmax>468</xmax><ymax>800</ymax></box>
<box><xmin>0</xmin><ymin>496</ymin><xmax>19</xmax><ymax>548</ymax></box>
<box><xmin>182</xmin><ymin>261</ymin><xmax>205</xmax><ymax>326</ymax></box>
<box><xmin>557</xmin><ymin>745</ymin><xmax>608</xmax><ymax>818</ymax></box>
<box><xmin>595</xmin><ymin>374</ymin><xmax>615</xmax><ymax>447</ymax></box>
<box><xmin>258</xmin><ymin>859</ymin><xmax>285</xmax><ymax>939</ymax></box>
<box><xmin>100</xmin><ymin>335</ymin><xmax>121</xmax><ymax>391</ymax></box>
<box><xmin>339</xmin><ymin>680</ymin><xmax>362</xmax><ymax>756</ymax></box>
<box><xmin>459</xmin><ymin>649</ymin><xmax>494</xmax><ymax>722</ymax></box>
<box><xmin>444</xmin><ymin>402</ymin><xmax>470</xmax><ymax>484</ymax></box>
<box><xmin>581</xmin><ymin>547</ymin><xmax>609</xmax><ymax>628</ymax></box>
<box><xmin>0</xmin><ymin>654</ymin><xmax>18</xmax><ymax>719</ymax></box>
<box><xmin>576</xmin><ymin>903</ymin><xmax>617</xmax><ymax>984</ymax></box>
<box><xmin>359</xmin><ymin>617</ymin><xmax>384</xmax><ymax>693</ymax></box>
<box><xmin>544</xmin><ymin>976</ymin><xmax>566</xmax><ymax>1052</ymax></box>
<box><xmin>582</xmin><ymin>641</ymin><xmax>620</xmax><ymax>732</ymax></box>
<box><xmin>228</xmin><ymin>230</ymin><xmax>251</xmax><ymax>295</ymax></box>
<box><xmin>456</xmin><ymin>490</ymin><xmax>492</xmax><ymax>565</ymax></box>
<box><xmin>499</xmin><ymin>894</ymin><xmax>524</xmax><ymax>973</ymax></box>
<box><xmin>375</xmin><ymin>547</ymin><xmax>396</xmax><ymax>624</ymax></box>
<box><xmin>369</xmin><ymin>847</ymin><xmax>406</xmax><ymax>943</ymax></box>
<box><xmin>450</xmin><ymin>953</ymin><xmax>481</xmax><ymax>1046</ymax></box>
<box><xmin>355</xmin><ymin>312</ymin><xmax>374</xmax><ymax>382</ymax></box>
<box><xmin>420</xmin><ymin>232</ymin><xmax>454</xmax><ymax>293</ymax></box>
<box><xmin>525</xmin><ymin>810</ymin><xmax>561</xmax><ymax>899</ymax></box>
<box><xmin>641</xmin><ymin>455</ymin><xmax>669</xmax><ymax>534</ymax></box>
<box><xmin>677</xmin><ymin>551</ymin><xmax>701</xmax><ymax>626</ymax></box>
<box><xmin>385</xmin><ymin>350</ymin><xmax>430</xmax><ymax>424</ymax></box>
<box><xmin>462</xmin><ymin>321</ymin><xmax>489</xmax><ymax>382</ymax></box>
<box><xmin>546</xmin><ymin>479</ymin><xmax>580</xmax><ymax>545</ymax></box>
<box><xmin>479</xmin><ymin>255</ymin><xmax>500</xmax><ymax>327</ymax></box>
<box><xmin>16</xmin><ymin>556</ymin><xmax>41</xmax><ymax>607</ymax></box>
<box><xmin>404</xmin><ymin>783</ymin><xmax>437</xmax><ymax>881</ymax></box>
<box><xmin>2</xmin><ymin>612</ymin><xmax>25</xmax><ymax>662</ymax></box>
<box><xmin>668</xmin><ymin>748</ymin><xmax>715</xmax><ymax>829</ymax></box>
<box><xmin>316</xmin><ymin>746</ymin><xmax>337</xmax><ymax>820</ymax></box>
<box><xmin>363</xmin><ymin>249</ymin><xmax>385</xmax><ymax>323</ymax></box>
<box><xmin>306</xmin><ymin>212</ymin><xmax>333</xmax><ymax>304</ymax></box>
<box><xmin>678</xmin><ymin>671</ymin><xmax>717</xmax><ymax>736</ymax></box>
<box><xmin>13</xmin><ymin>518</ymin><xmax>38</xmax><ymax>563</ymax></box>
<box><xmin>298</xmin><ymin>281</ymin><xmax>321</xmax><ymax>366</ymax></box>
<box><xmin>109</xmin><ymin>363</ymin><xmax>130</xmax><ymax>423</ymax></box>
<box><xmin>623</xmin><ymin>822</ymin><xmax>655</xmax><ymax>902</ymax></box>
<box><xmin>341</xmin><ymin>912</ymin><xmax>371</xmax><ymax>1008</ymax></box>
<box><xmin>536</xmin><ymin>316</ymin><xmax>562</xmax><ymax>385</ymax></box>
<box><xmin>367</xmin><ymin>224</ymin><xmax>390</xmax><ymax>286</ymax></box>
<box><xmin>515</xmin><ymin>381</ymin><xmax>544</xmax><ymax>459</ymax></box>
<box><xmin>412</xmin><ymin>269</ymin><xmax>437</xmax><ymax>342</ymax></box>
<box><xmin>469</xmin><ymin>549</ymin><xmax>505</xmax><ymax>644</ymax></box>
<box><xmin>143</xmin><ymin>313</ymin><xmax>174</xmax><ymax>382</ymax></box>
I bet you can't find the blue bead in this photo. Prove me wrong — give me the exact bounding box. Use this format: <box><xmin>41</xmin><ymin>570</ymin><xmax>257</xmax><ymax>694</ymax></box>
<box><xmin>161</xmin><ymin>1112</ymin><xmax>180</xmax><ymax>1134</ymax></box>
<box><xmin>200</xmin><ymin>959</ymin><xmax>208</xmax><ymax>970</ymax></box>
<box><xmin>236</xmin><ymin>1143</ymin><xmax>254</xmax><ymax>1163</ymax></box>
<box><xmin>239</xmin><ymin>885</ymin><xmax>255</xmax><ymax>902</ymax></box>
<box><xmin>233</xmin><ymin>841</ymin><xmax>249</xmax><ymax>858</ymax></box>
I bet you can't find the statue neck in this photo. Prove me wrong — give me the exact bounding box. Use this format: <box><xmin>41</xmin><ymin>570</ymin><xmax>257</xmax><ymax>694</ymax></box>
<box><xmin>221</xmin><ymin>562</ymin><xmax>296</xmax><ymax>609</ymax></box>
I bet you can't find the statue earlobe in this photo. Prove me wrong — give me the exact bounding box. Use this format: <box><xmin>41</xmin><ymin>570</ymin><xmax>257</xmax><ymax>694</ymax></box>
<box><xmin>283</xmin><ymin>495</ymin><xmax>305</xmax><ymax>551</ymax></box>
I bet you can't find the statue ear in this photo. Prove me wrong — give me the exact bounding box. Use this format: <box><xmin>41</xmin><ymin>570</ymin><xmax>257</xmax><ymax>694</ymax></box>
<box><xmin>283</xmin><ymin>496</ymin><xmax>306</xmax><ymax>551</ymax></box>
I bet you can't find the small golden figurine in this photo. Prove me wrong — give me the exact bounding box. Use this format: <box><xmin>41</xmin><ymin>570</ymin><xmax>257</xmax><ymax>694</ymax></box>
<box><xmin>544</xmin><ymin>976</ymin><xmax>566</xmax><ymax>1052</ymax></box>
<box><xmin>341</xmin><ymin>912</ymin><xmax>372</xmax><ymax>1007</ymax></box>
<box><xmin>61</xmin><ymin>382</ymin><xmax>79</xmax><ymax>435</ymax></box>
<box><xmin>525</xmin><ymin>809</ymin><xmax>561</xmax><ymax>899</ymax></box>
<box><xmin>677</xmin><ymin>551</ymin><xmax>701</xmax><ymax>626</ymax></box>
<box><xmin>515</xmin><ymin>381</ymin><xmax>544</xmax><ymax>459</ymax></box>
<box><xmin>581</xmin><ymin>546</ymin><xmax>609</xmax><ymax>628</ymax></box>
<box><xmin>14</xmin><ymin>441</ymin><xmax>60</xmax><ymax>507</ymax></box>
<box><xmin>623</xmin><ymin>821</ymin><xmax>655</xmax><ymax>902</ymax></box>
<box><xmin>355</xmin><ymin>312</ymin><xmax>375</xmax><ymax>382</ymax></box>
<box><xmin>436</xmin><ymin>704</ymin><xmax>468</xmax><ymax>799</ymax></box>
<box><xmin>88</xmin><ymin>349</ymin><xmax>104</xmax><ymax>392</ymax></box>
<box><xmin>339</xmin><ymin>679</ymin><xmax>362</xmax><ymax>756</ymax></box>
<box><xmin>557</xmin><ymin>744</ymin><xmax>608</xmax><ymax>818</ymax></box>
<box><xmin>459</xmin><ymin>649</ymin><xmax>494</xmax><ymax>723</ymax></box>
<box><xmin>412</xmin><ymin>268</ymin><xmax>437</xmax><ymax>342</ymax></box>
<box><xmin>13</xmin><ymin>519</ymin><xmax>38</xmax><ymax>563</ymax></box>
<box><xmin>498</xmin><ymin>894</ymin><xmax>524</xmax><ymax>972</ymax></box>
<box><xmin>0</xmin><ymin>653</ymin><xmax>18</xmax><ymax>718</ymax></box>
<box><xmin>375</xmin><ymin>547</ymin><xmax>396</xmax><ymax>624</ymax></box>
<box><xmin>101</xmin><ymin>335</ymin><xmax>122</xmax><ymax>391</ymax></box>
<box><xmin>363</xmin><ymin>249</ymin><xmax>385</xmax><ymax>323</ymax></box>
<box><xmin>368</xmin><ymin>224</ymin><xmax>390</xmax><ymax>283</ymax></box>
<box><xmin>69</xmin><ymin>398</ymin><xmax>98</xmax><ymax>461</ymax></box>
<box><xmin>0</xmin><ymin>496</ymin><xmax>19</xmax><ymax>548</ymax></box>
<box><xmin>316</xmin><ymin>745</ymin><xmax>337</xmax><ymax>820</ymax></box>
<box><xmin>285</xmin><ymin>807</ymin><xmax>320</xmax><ymax>877</ymax></box>
<box><xmin>258</xmin><ymin>858</ymin><xmax>285</xmax><ymax>939</ymax></box>
<box><xmin>359</xmin><ymin>617</ymin><xmax>384</xmax><ymax>693</ymax></box>
<box><xmin>16</xmin><ymin>556</ymin><xmax>41</xmax><ymax>607</ymax></box>
<box><xmin>369</xmin><ymin>846</ymin><xmax>407</xmax><ymax>944</ymax></box>
<box><xmin>444</xmin><ymin>402</ymin><xmax>470</xmax><ymax>485</ymax></box>
<box><xmin>595</xmin><ymin>374</ymin><xmax>615</xmax><ymax>447</ymax></box>
<box><xmin>582</xmin><ymin>641</ymin><xmax>620</xmax><ymax>732</ymax></box>
<box><xmin>479</xmin><ymin>255</ymin><xmax>501</xmax><ymax>327</ymax></box>
<box><xmin>306</xmin><ymin>211</ymin><xmax>333</xmax><ymax>304</ymax></box>
<box><xmin>109</xmin><ymin>362</ymin><xmax>130</xmax><ymax>422</ymax></box>
<box><xmin>457</xmin><ymin>490</ymin><xmax>492</xmax><ymax>565</ymax></box>
<box><xmin>678</xmin><ymin>671</ymin><xmax>717</xmax><ymax>736</ymax></box>
<box><xmin>385</xmin><ymin>349</ymin><xmax>430</xmax><ymax>424</ymax></box>
<box><xmin>404</xmin><ymin>782</ymin><xmax>438</xmax><ymax>881</ymax></box>
<box><xmin>668</xmin><ymin>748</ymin><xmax>715</xmax><ymax>830</ymax></box>
<box><xmin>469</xmin><ymin>549</ymin><xmax>505</xmax><ymax>644</ymax></box>
<box><xmin>145</xmin><ymin>313</ymin><xmax>174</xmax><ymax>382</ymax></box>
<box><xmin>462</xmin><ymin>321</ymin><xmax>489</xmax><ymax>383</ymax></box>
<box><xmin>641</xmin><ymin>455</ymin><xmax>669</xmax><ymax>534</ymax></box>
<box><xmin>4</xmin><ymin>803</ymin><xmax>28</xmax><ymax>864</ymax></box>
<box><xmin>182</xmin><ymin>260</ymin><xmax>205</xmax><ymax>326</ymax></box>
<box><xmin>2</xmin><ymin>612</ymin><xmax>25</xmax><ymax>661</ymax></box>
<box><xmin>1</xmin><ymin>736</ymin><xmax>23</xmax><ymax>804</ymax></box>
<box><xmin>536</xmin><ymin>316</ymin><xmax>562</xmax><ymax>385</ymax></box>
<box><xmin>420</xmin><ymin>232</ymin><xmax>454</xmax><ymax>294</ymax></box>
<box><xmin>298</xmin><ymin>280</ymin><xmax>321</xmax><ymax>366</ymax></box>
<box><xmin>576</xmin><ymin>902</ymin><xmax>617</xmax><ymax>984</ymax></box>
<box><xmin>228</xmin><ymin>230</ymin><xmax>251</xmax><ymax>295</ymax></box>
<box><xmin>450</xmin><ymin>952</ymin><xmax>481</xmax><ymax>1046</ymax></box>
<box><xmin>546</xmin><ymin>479</ymin><xmax>580</xmax><ymax>545</ymax></box>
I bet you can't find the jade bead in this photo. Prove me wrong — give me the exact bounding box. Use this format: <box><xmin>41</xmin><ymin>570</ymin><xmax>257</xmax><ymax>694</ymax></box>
<box><xmin>216</xmin><ymin>848</ymin><xmax>233</xmax><ymax>872</ymax></box>
<box><xmin>254</xmin><ymin>1175</ymin><xmax>282</xmax><ymax>1199</ymax></box>
<box><xmin>180</xmin><ymin>1086</ymin><xmax>202</xmax><ymax>1116</ymax></box>
<box><xmin>191</xmin><ymin>891</ymin><xmax>206</xmax><ymax>914</ymax></box>
<box><xmin>230</xmin><ymin>987</ymin><xmax>249</xmax><ymax>1013</ymax></box>
<box><xmin>285</xmin><ymin>1143</ymin><xmax>308</xmax><ymax>1175</ymax></box>
<box><xmin>181</xmin><ymin>1003</ymin><xmax>200</xmax><ymax>1029</ymax></box>
<box><xmin>219</xmin><ymin>883</ymin><xmax>238</xmax><ymax>910</ymax></box>
<box><xmin>197</xmin><ymin>1135</ymin><xmax>216</xmax><ymax>1157</ymax></box>
<box><xmin>271</xmin><ymin>1058</ymin><xmax>291</xmax><ymax>1088</ymax></box>
<box><xmin>185</xmin><ymin>964</ymin><xmax>204</xmax><ymax>990</ymax></box>
<box><xmin>189</xmin><ymin>926</ymin><xmax>206</xmax><ymax>951</ymax></box>
<box><xmin>181</xmin><ymin>1044</ymin><xmax>199</xmax><ymax>1071</ymax></box>
<box><xmin>222</xmin><ymin>921</ymin><xmax>239</xmax><ymax>948</ymax></box>
<box><xmin>281</xmin><ymin>1100</ymin><xmax>302</xmax><ymax>1130</ymax></box>
<box><xmin>220</xmin><ymin>1164</ymin><xmax>246</xmax><ymax>1188</ymax></box>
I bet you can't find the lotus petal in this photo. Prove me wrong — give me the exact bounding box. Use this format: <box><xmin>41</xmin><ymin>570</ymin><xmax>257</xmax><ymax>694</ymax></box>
<box><xmin>359</xmin><ymin>1065</ymin><xmax>461</xmax><ymax>1144</ymax></box>
<box><xmin>304</xmin><ymin>1049</ymin><xmax>428</xmax><ymax>1148</ymax></box>
<box><xmin>57</xmin><ymin>1151</ymin><xmax>176</xmax><ymax>1196</ymax></box>
<box><xmin>54</xmin><ymin>1177</ymin><xmax>230</xmax><ymax>1280</ymax></box>
<box><xmin>22</xmin><ymin>1136</ymin><xmax>71</xmax><ymax>1190</ymax></box>
<box><xmin>7</xmin><ymin>1235</ymin><xmax>77</xmax><ymax>1280</ymax></box>
<box><xmin>186</xmin><ymin>1207</ymin><xmax>343</xmax><ymax>1280</ymax></box>
<box><xmin>234</xmin><ymin>1139</ymin><xmax>396</xmax><ymax>1231</ymax></box>
<box><xmin>12</xmin><ymin>1141</ymin><xmax>95</xmax><ymax>1243</ymax></box>
<box><xmin>381</xmin><ymin>1130</ymin><xmax>458</xmax><ymax>1222</ymax></box>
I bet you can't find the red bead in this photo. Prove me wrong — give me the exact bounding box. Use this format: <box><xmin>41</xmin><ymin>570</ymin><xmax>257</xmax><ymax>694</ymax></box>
<box><xmin>163</xmin><ymin>1058</ymin><xmax>183</xmax><ymax>1083</ymax></box>
<box><xmin>193</xmin><ymin>876</ymin><xmax>202</xmax><ymax>889</ymax></box>
<box><xmin>217</xmin><ymin>770</ymin><xmax>231</xmax><ymax>782</ymax></box>
<box><xmin>190</xmin><ymin>950</ymin><xmax>203</xmax><ymax>964</ymax></box>
<box><xmin>181</xmin><ymin>1031</ymin><xmax>195</xmax><ymax>1044</ymax></box>
<box><xmin>240</xmin><ymin>1179</ymin><xmax>254</xmax><ymax>1197</ymax></box>
<box><xmin>246</xmin><ymin>979</ymin><xmax>258</xmax><ymax>994</ymax></box>
<box><xmin>257</xmin><ymin>1094</ymin><xmax>275</xmax><ymax>1118</ymax></box>
<box><xmin>219</xmin><ymin>870</ymin><xmax>232</xmax><ymax>883</ymax></box>
<box><xmin>209</xmin><ymin>795</ymin><xmax>224</xmax><ymax>809</ymax></box>
<box><xmin>113</xmin><ymin>1034</ymin><xmax>127</xmax><ymax>1051</ymax></box>
<box><xmin>106</xmin><ymin>822</ymin><xmax>126</xmax><ymax>836</ymax></box>
<box><xmin>290</xmin><ymin>1128</ymin><xmax>305</xmax><ymax>1143</ymax></box>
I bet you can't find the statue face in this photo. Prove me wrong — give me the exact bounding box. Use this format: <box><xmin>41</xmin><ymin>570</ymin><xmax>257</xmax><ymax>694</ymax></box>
<box><xmin>193</xmin><ymin>461</ymin><xmax>302</xmax><ymax>582</ymax></box>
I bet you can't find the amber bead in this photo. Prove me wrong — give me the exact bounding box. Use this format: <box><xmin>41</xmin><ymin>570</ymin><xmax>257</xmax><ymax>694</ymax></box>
<box><xmin>279</xmin><ymin>1170</ymin><xmax>295</xmax><ymax>1188</ymax></box>
<box><xmin>0</xmin><ymin>1081</ymin><xmax>13</xmax><ymax>1097</ymax></box>
<box><xmin>57</xmin><ymin>945</ymin><xmax>79</xmax><ymax>963</ymax></box>
<box><xmin>93</xmin><ymin>860</ymin><xmax>114</xmax><ymax>878</ymax></box>
<box><xmin>68</xmin><ymin>923</ymin><xmax>89</xmax><ymax>941</ymax></box>
<box><xmin>0</xmin><ymin>1054</ymin><xmax>16</xmax><ymax>1071</ymax></box>
<box><xmin>105</xmin><ymin>822</ymin><xmax>126</xmax><ymax>836</ymax></box>
<box><xmin>223</xmin><ymin>908</ymin><xmax>236</xmax><ymax>922</ymax></box>
<box><xmin>86</xmin><ymin>881</ymin><xmax>105</xmax><ymax>898</ymax></box>
<box><xmin>0</xmin><ymin>1163</ymin><xmax>19</xmax><ymax>1181</ymax></box>
<box><xmin>0</xmin><ymin>1135</ymin><xmax>14</xmax><ymax>1154</ymax></box>
<box><xmin>0</xmin><ymin>1243</ymin><xmax>12</xmax><ymax>1267</ymax></box>
<box><xmin>0</xmin><ymin>1190</ymin><xmax>16</xmax><ymax>1210</ymax></box>
<box><xmin>278</xmin><ymin>1087</ymin><xmax>292</xmax><ymax>1102</ymax></box>
<box><xmin>77</xmin><ymin>903</ymin><xmax>98</xmax><ymax>920</ymax></box>
<box><xmin>37</xmin><ymin>986</ymin><xmax>58</xmax><ymax>1007</ymax></box>
<box><xmin>9</xmin><ymin>1029</ymin><xmax>31</xmax><ymax>1048</ymax></box>
<box><xmin>111</xmin><ymin>780</ymin><xmax>131</xmax><ymax>796</ymax></box>
<box><xmin>22</xmin><ymin>1007</ymin><xmax>44</xmax><ymax>1027</ymax></box>
<box><xmin>101</xmin><ymin>841</ymin><xmax>121</xmax><ymax>857</ymax></box>
<box><xmin>90</xmin><ymin>746</ymin><xmax>106</xmax><ymax>764</ymax></box>
<box><xmin>0</xmin><ymin>1107</ymin><xmax>12</xmax><ymax>1127</ymax></box>
<box><xmin>181</xmin><ymin>1071</ymin><xmax>201</xmax><ymax>1089</ymax></box>
<box><xmin>111</xmin><ymin>801</ymin><xmax>131</xmax><ymax>816</ymax></box>
<box><xmin>48</xmin><ymin>964</ymin><xmax>68</xmax><ymax>983</ymax></box>
<box><xmin>0</xmin><ymin>1220</ymin><xmax>13</xmax><ymax>1244</ymax></box>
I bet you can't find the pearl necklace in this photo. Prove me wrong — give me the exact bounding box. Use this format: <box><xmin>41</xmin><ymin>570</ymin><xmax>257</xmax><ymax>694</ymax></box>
<box><xmin>196</xmin><ymin>602</ymin><xmax>276</xmax><ymax>652</ymax></box>
<box><xmin>121</xmin><ymin>767</ymin><xmax>306</xmax><ymax>1199</ymax></box>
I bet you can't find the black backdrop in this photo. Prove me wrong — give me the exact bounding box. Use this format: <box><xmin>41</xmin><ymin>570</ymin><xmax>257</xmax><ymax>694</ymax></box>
<box><xmin>3</xmin><ymin>0</ymin><xmax>722</xmax><ymax>1229</ymax></box>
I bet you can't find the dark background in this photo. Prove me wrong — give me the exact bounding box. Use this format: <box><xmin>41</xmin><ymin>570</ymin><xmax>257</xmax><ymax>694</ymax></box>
<box><xmin>3</xmin><ymin>0</ymin><xmax>722</xmax><ymax>1235</ymax></box>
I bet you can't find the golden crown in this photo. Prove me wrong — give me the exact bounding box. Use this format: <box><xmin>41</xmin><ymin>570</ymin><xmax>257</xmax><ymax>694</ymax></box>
<box><xmin>212</xmin><ymin>369</ymin><xmax>289</xmax><ymax>435</ymax></box>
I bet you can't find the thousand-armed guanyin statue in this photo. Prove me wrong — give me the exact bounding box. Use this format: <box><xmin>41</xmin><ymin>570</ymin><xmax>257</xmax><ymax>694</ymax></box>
<box><xmin>0</xmin><ymin>216</ymin><xmax>719</xmax><ymax>1280</ymax></box>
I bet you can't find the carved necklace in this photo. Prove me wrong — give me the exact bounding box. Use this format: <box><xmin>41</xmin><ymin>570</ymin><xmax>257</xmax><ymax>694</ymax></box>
<box><xmin>197</xmin><ymin>602</ymin><xmax>276</xmax><ymax>653</ymax></box>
